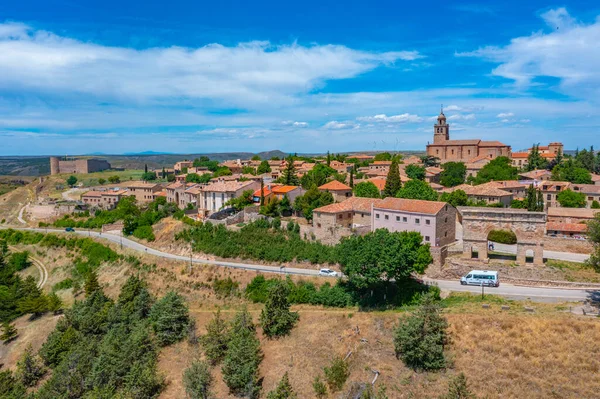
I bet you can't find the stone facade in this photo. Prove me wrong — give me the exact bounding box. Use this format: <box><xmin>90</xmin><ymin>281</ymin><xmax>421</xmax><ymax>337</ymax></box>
<box><xmin>126</xmin><ymin>182</ymin><xmax>162</xmax><ymax>203</ymax></box>
<box><xmin>50</xmin><ymin>157</ymin><xmax>111</xmax><ymax>175</ymax></box>
<box><xmin>458</xmin><ymin>207</ymin><xmax>546</xmax><ymax>265</ymax></box>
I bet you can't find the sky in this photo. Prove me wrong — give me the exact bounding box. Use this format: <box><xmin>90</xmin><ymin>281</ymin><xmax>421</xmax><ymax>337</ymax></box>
<box><xmin>1</xmin><ymin>1</ymin><xmax>599</xmax><ymax>155</ymax></box>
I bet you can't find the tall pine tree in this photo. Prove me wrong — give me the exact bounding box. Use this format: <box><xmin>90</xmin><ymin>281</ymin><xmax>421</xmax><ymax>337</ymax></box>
<box><xmin>281</xmin><ymin>156</ymin><xmax>299</xmax><ymax>186</ymax></box>
<box><xmin>383</xmin><ymin>159</ymin><xmax>402</xmax><ymax>198</ymax></box>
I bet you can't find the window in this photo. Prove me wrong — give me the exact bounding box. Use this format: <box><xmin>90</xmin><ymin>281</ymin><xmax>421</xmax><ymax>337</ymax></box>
<box><xmin>348</xmin><ymin>213</ymin><xmax>352</xmax><ymax>218</ymax></box>
<box><xmin>415</xmin><ymin>218</ymin><xmax>420</xmax><ymax>225</ymax></box>
<box><xmin>396</xmin><ymin>216</ymin><xmax>400</xmax><ymax>222</ymax></box>
<box><xmin>468</xmin><ymin>150</ymin><xmax>471</xmax><ymax>155</ymax></box>
<box><xmin>445</xmin><ymin>217</ymin><xmax>447</xmax><ymax>223</ymax></box>
<box><xmin>436</xmin><ymin>150</ymin><xmax>439</xmax><ymax>155</ymax></box>
<box><xmin>375</xmin><ymin>213</ymin><xmax>380</xmax><ymax>219</ymax></box>
<box><xmin>425</xmin><ymin>219</ymin><xmax>431</xmax><ymax>225</ymax></box>
<box><xmin>425</xmin><ymin>236</ymin><xmax>430</xmax><ymax>242</ymax></box>
<box><xmin>402</xmin><ymin>216</ymin><xmax>407</xmax><ymax>222</ymax></box>
<box><xmin>445</xmin><ymin>232</ymin><xmax>448</xmax><ymax>237</ymax></box>
<box><xmin>384</xmin><ymin>215</ymin><xmax>389</xmax><ymax>220</ymax></box>
<box><xmin>547</xmin><ymin>194</ymin><xmax>551</xmax><ymax>200</ymax></box>
<box><xmin>451</xmin><ymin>149</ymin><xmax>454</xmax><ymax>155</ymax></box>
<box><xmin>317</xmin><ymin>223</ymin><xmax>321</xmax><ymax>228</ymax></box>
<box><xmin>589</xmin><ymin>197</ymin><xmax>593</xmax><ymax>201</ymax></box>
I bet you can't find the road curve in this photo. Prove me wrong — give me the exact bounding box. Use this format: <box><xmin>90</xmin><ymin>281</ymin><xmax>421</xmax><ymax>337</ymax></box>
<box><xmin>4</xmin><ymin>227</ymin><xmax>599</xmax><ymax>303</ymax></box>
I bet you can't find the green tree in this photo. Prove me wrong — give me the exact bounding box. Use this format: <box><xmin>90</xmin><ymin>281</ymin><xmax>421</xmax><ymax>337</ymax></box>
<box><xmin>441</xmin><ymin>373</ymin><xmax>476</xmax><ymax>399</ymax></box>
<box><xmin>46</xmin><ymin>292</ymin><xmax>63</xmax><ymax>314</ymax></box>
<box><xmin>261</xmin><ymin>197</ymin><xmax>281</xmax><ymax>217</ymax></box>
<box><xmin>98</xmin><ymin>178</ymin><xmax>106</xmax><ymax>185</ymax></box>
<box><xmin>278</xmin><ymin>195</ymin><xmax>292</xmax><ymax>216</ymax></box>
<box><xmin>149</xmin><ymin>291</ymin><xmax>190</xmax><ymax>346</ymax></box>
<box><xmin>294</xmin><ymin>186</ymin><xmax>334</xmax><ymax>221</ymax></box>
<box><xmin>337</xmin><ymin>229</ymin><xmax>432</xmax><ymax>289</ymax></box>
<box><xmin>586</xmin><ymin>213</ymin><xmax>600</xmax><ymax>271</ymax></box>
<box><xmin>1</xmin><ymin>320</ymin><xmax>18</xmax><ymax>342</ymax></box>
<box><xmin>469</xmin><ymin>157</ymin><xmax>517</xmax><ymax>184</ymax></box>
<box><xmin>374</xmin><ymin>152</ymin><xmax>392</xmax><ymax>161</ymax></box>
<box><xmin>66</xmin><ymin>175</ymin><xmax>78</xmax><ymax>186</ymax></box>
<box><xmin>396</xmin><ymin>180</ymin><xmax>438</xmax><ymax>201</ymax></box>
<box><xmin>162</xmin><ymin>167</ymin><xmax>166</xmax><ymax>179</ymax></box>
<box><xmin>142</xmin><ymin>172</ymin><xmax>156</xmax><ymax>181</ymax></box>
<box><xmin>421</xmin><ymin>155</ymin><xmax>440</xmax><ymax>167</ymax></box>
<box><xmin>8</xmin><ymin>251</ymin><xmax>31</xmax><ymax>271</ymax></box>
<box><xmin>525</xmin><ymin>144</ymin><xmax>548</xmax><ymax>171</ymax></box>
<box><xmin>592</xmin><ymin>200</ymin><xmax>600</xmax><ymax>209</ymax></box>
<box><xmin>326</xmin><ymin>151</ymin><xmax>331</xmax><ymax>166</ymax></box>
<box><xmin>382</xmin><ymin>159</ymin><xmax>401</xmax><ymax>198</ymax></box>
<box><xmin>260</xmin><ymin>280</ymin><xmax>299</xmax><ymax>338</ymax></box>
<box><xmin>183</xmin><ymin>360</ymin><xmax>213</xmax><ymax>399</ymax></box>
<box><xmin>84</xmin><ymin>270</ymin><xmax>101</xmax><ymax>297</ymax></box>
<box><xmin>312</xmin><ymin>376</ymin><xmax>327</xmax><ymax>398</ymax></box>
<box><xmin>323</xmin><ymin>357</ymin><xmax>349</xmax><ymax>392</ymax></box>
<box><xmin>525</xmin><ymin>184</ymin><xmax>544</xmax><ymax>211</ymax></box>
<box><xmin>393</xmin><ymin>293</ymin><xmax>448</xmax><ymax>371</ymax></box>
<box><xmin>349</xmin><ymin>169</ymin><xmax>354</xmax><ymax>188</ymax></box>
<box><xmin>257</xmin><ymin>160</ymin><xmax>272</xmax><ymax>174</ymax></box>
<box><xmin>405</xmin><ymin>164</ymin><xmax>426</xmax><ymax>181</ymax></box>
<box><xmin>552</xmin><ymin>159</ymin><xmax>593</xmax><ymax>184</ymax></box>
<box><xmin>16</xmin><ymin>343</ymin><xmax>46</xmax><ymax>387</ymax></box>
<box><xmin>575</xmin><ymin>146</ymin><xmax>596</xmax><ymax>172</ymax></box>
<box><xmin>225</xmin><ymin>190</ymin><xmax>254</xmax><ymax>212</ymax></box>
<box><xmin>439</xmin><ymin>190</ymin><xmax>468</xmax><ymax>207</ymax></box>
<box><xmin>300</xmin><ymin>164</ymin><xmax>337</xmax><ymax>189</ymax></box>
<box><xmin>280</xmin><ymin>156</ymin><xmax>300</xmax><ymax>186</ymax></box>
<box><xmin>260</xmin><ymin>179</ymin><xmax>265</xmax><ymax>206</ymax></box>
<box><xmin>201</xmin><ymin>309</ymin><xmax>229</xmax><ymax>365</ymax></box>
<box><xmin>267</xmin><ymin>372</ymin><xmax>297</xmax><ymax>399</ymax></box>
<box><xmin>557</xmin><ymin>189</ymin><xmax>587</xmax><ymax>208</ymax></box>
<box><xmin>108</xmin><ymin>175</ymin><xmax>121</xmax><ymax>184</ymax></box>
<box><xmin>251</xmin><ymin>155</ymin><xmax>261</xmax><ymax>161</ymax></box>
<box><xmin>221</xmin><ymin>308</ymin><xmax>263</xmax><ymax>398</ymax></box>
<box><xmin>353</xmin><ymin>181</ymin><xmax>380</xmax><ymax>198</ymax></box>
<box><xmin>439</xmin><ymin>162</ymin><xmax>466</xmax><ymax>187</ymax></box>
<box><xmin>0</xmin><ymin>369</ymin><xmax>27</xmax><ymax>398</ymax></box>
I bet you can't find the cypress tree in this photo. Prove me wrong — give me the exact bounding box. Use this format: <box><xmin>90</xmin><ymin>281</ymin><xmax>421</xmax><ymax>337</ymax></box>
<box><xmin>326</xmin><ymin>151</ymin><xmax>331</xmax><ymax>166</ymax></box>
<box><xmin>144</xmin><ymin>164</ymin><xmax>148</xmax><ymax>173</ymax></box>
<box><xmin>281</xmin><ymin>156</ymin><xmax>299</xmax><ymax>186</ymax></box>
<box><xmin>536</xmin><ymin>188</ymin><xmax>545</xmax><ymax>211</ymax></box>
<box><xmin>162</xmin><ymin>167</ymin><xmax>166</xmax><ymax>179</ymax></box>
<box><xmin>260</xmin><ymin>179</ymin><xmax>265</xmax><ymax>207</ymax></box>
<box><xmin>383</xmin><ymin>159</ymin><xmax>402</xmax><ymax>198</ymax></box>
<box><xmin>349</xmin><ymin>169</ymin><xmax>354</xmax><ymax>188</ymax></box>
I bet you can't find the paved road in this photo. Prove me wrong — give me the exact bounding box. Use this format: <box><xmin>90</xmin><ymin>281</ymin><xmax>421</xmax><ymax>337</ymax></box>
<box><xmin>4</xmin><ymin>227</ymin><xmax>599</xmax><ymax>303</ymax></box>
<box><xmin>492</xmin><ymin>242</ymin><xmax>589</xmax><ymax>263</ymax></box>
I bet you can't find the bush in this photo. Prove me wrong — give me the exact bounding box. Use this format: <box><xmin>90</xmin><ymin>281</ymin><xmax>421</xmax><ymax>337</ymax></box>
<box><xmin>267</xmin><ymin>372</ymin><xmax>297</xmax><ymax>399</ymax></box>
<box><xmin>212</xmin><ymin>277</ymin><xmax>239</xmax><ymax>298</ymax></box>
<box><xmin>487</xmin><ymin>229</ymin><xmax>517</xmax><ymax>245</ymax></box>
<box><xmin>16</xmin><ymin>343</ymin><xmax>46</xmax><ymax>387</ymax></box>
<box><xmin>183</xmin><ymin>360</ymin><xmax>213</xmax><ymax>399</ymax></box>
<box><xmin>201</xmin><ymin>309</ymin><xmax>229</xmax><ymax>365</ymax></box>
<box><xmin>441</xmin><ymin>373</ymin><xmax>476</xmax><ymax>399</ymax></box>
<box><xmin>149</xmin><ymin>291</ymin><xmax>190</xmax><ymax>346</ymax></box>
<box><xmin>53</xmin><ymin>278</ymin><xmax>74</xmax><ymax>291</ymax></box>
<box><xmin>323</xmin><ymin>357</ymin><xmax>349</xmax><ymax>392</ymax></box>
<box><xmin>393</xmin><ymin>293</ymin><xmax>448</xmax><ymax>371</ymax></box>
<box><xmin>8</xmin><ymin>251</ymin><xmax>31</xmax><ymax>271</ymax></box>
<box><xmin>313</xmin><ymin>375</ymin><xmax>327</xmax><ymax>398</ymax></box>
<box><xmin>133</xmin><ymin>225</ymin><xmax>155</xmax><ymax>241</ymax></box>
<box><xmin>260</xmin><ymin>281</ymin><xmax>299</xmax><ymax>338</ymax></box>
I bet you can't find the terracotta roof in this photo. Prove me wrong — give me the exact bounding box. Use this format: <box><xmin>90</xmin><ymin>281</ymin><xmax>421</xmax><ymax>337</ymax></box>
<box><xmin>547</xmin><ymin>207</ymin><xmax>598</xmax><ymax>219</ymax></box>
<box><xmin>428</xmin><ymin>139</ymin><xmax>481</xmax><ymax>146</ymax></box>
<box><xmin>547</xmin><ymin>222</ymin><xmax>588</xmax><ymax>233</ymax></box>
<box><xmin>202</xmin><ymin>180</ymin><xmax>256</xmax><ymax>193</ymax></box>
<box><xmin>314</xmin><ymin>197</ymin><xmax>382</xmax><ymax>214</ymax></box>
<box><xmin>519</xmin><ymin>169</ymin><xmax>552</xmax><ymax>180</ymax></box>
<box><xmin>82</xmin><ymin>191</ymin><xmax>102</xmax><ymax>198</ymax></box>
<box><xmin>127</xmin><ymin>181</ymin><xmax>160</xmax><ymax>189</ymax></box>
<box><xmin>403</xmin><ymin>156</ymin><xmax>422</xmax><ymax>165</ymax></box>
<box><xmin>374</xmin><ymin>197</ymin><xmax>448</xmax><ymax>215</ymax></box>
<box><xmin>367</xmin><ymin>177</ymin><xmax>386</xmax><ymax>191</ymax></box>
<box><xmin>425</xmin><ymin>167</ymin><xmax>443</xmax><ymax>174</ymax></box>
<box><xmin>350</xmin><ymin>154</ymin><xmax>374</xmax><ymax>160</ymax></box>
<box><xmin>373</xmin><ymin>161</ymin><xmax>392</xmax><ymax>165</ymax></box>
<box><xmin>540</xmin><ymin>182</ymin><xmax>571</xmax><ymax>191</ymax></box>
<box><xmin>253</xmin><ymin>187</ymin><xmax>272</xmax><ymax>197</ymax></box>
<box><xmin>479</xmin><ymin>140</ymin><xmax>509</xmax><ymax>147</ymax></box>
<box><xmin>484</xmin><ymin>181</ymin><xmax>528</xmax><ymax>190</ymax></box>
<box><xmin>445</xmin><ymin>184</ymin><xmax>512</xmax><ymax>197</ymax></box>
<box><xmin>541</xmin><ymin>153</ymin><xmax>557</xmax><ymax>159</ymax></box>
<box><xmin>571</xmin><ymin>184</ymin><xmax>600</xmax><ymax>194</ymax></box>
<box><xmin>154</xmin><ymin>191</ymin><xmax>167</xmax><ymax>197</ymax></box>
<box><xmin>319</xmin><ymin>180</ymin><xmax>352</xmax><ymax>191</ymax></box>
<box><xmin>185</xmin><ymin>186</ymin><xmax>203</xmax><ymax>195</ymax></box>
<box><xmin>468</xmin><ymin>154</ymin><xmax>492</xmax><ymax>163</ymax></box>
<box><xmin>430</xmin><ymin>182</ymin><xmax>444</xmax><ymax>190</ymax></box>
<box><xmin>167</xmin><ymin>182</ymin><xmax>184</xmax><ymax>189</ymax></box>
<box><xmin>103</xmin><ymin>190</ymin><xmax>128</xmax><ymax>196</ymax></box>
<box><xmin>272</xmin><ymin>185</ymin><xmax>299</xmax><ymax>194</ymax></box>
<box><xmin>592</xmin><ymin>174</ymin><xmax>600</xmax><ymax>182</ymax></box>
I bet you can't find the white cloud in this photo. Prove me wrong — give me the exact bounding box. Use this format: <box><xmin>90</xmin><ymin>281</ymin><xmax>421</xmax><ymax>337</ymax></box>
<box><xmin>282</xmin><ymin>121</ymin><xmax>308</xmax><ymax>127</ymax></box>
<box><xmin>447</xmin><ymin>113</ymin><xmax>475</xmax><ymax>121</ymax></box>
<box><xmin>323</xmin><ymin>121</ymin><xmax>358</xmax><ymax>129</ymax></box>
<box><xmin>356</xmin><ymin>113</ymin><xmax>422</xmax><ymax>123</ymax></box>
<box><xmin>496</xmin><ymin>112</ymin><xmax>514</xmax><ymax>118</ymax></box>
<box><xmin>0</xmin><ymin>22</ymin><xmax>421</xmax><ymax>107</ymax></box>
<box><xmin>444</xmin><ymin>104</ymin><xmax>484</xmax><ymax>112</ymax></box>
<box><xmin>457</xmin><ymin>8</ymin><xmax>600</xmax><ymax>100</ymax></box>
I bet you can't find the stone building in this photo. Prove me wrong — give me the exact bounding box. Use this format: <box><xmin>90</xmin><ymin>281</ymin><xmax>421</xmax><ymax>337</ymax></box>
<box><xmin>82</xmin><ymin>190</ymin><xmax>128</xmax><ymax>210</ymax></box>
<box><xmin>442</xmin><ymin>183</ymin><xmax>514</xmax><ymax>207</ymax></box>
<box><xmin>425</xmin><ymin>109</ymin><xmax>511</xmax><ymax>163</ymax></box>
<box><xmin>372</xmin><ymin>198</ymin><xmax>456</xmax><ymax>247</ymax></box>
<box><xmin>50</xmin><ymin>157</ymin><xmax>111</xmax><ymax>175</ymax></box>
<box><xmin>510</xmin><ymin>142</ymin><xmax>563</xmax><ymax>168</ymax></box>
<box><xmin>199</xmin><ymin>180</ymin><xmax>260</xmax><ymax>214</ymax></box>
<box><xmin>318</xmin><ymin>180</ymin><xmax>353</xmax><ymax>202</ymax></box>
<box><xmin>312</xmin><ymin>197</ymin><xmax>382</xmax><ymax>230</ymax></box>
<box><xmin>126</xmin><ymin>182</ymin><xmax>162</xmax><ymax>203</ymax></box>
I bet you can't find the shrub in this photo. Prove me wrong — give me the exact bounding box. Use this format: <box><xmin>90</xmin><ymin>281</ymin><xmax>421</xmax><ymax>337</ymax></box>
<box><xmin>8</xmin><ymin>251</ymin><xmax>31</xmax><ymax>271</ymax></box>
<box><xmin>183</xmin><ymin>360</ymin><xmax>213</xmax><ymax>399</ymax></box>
<box><xmin>53</xmin><ymin>278</ymin><xmax>74</xmax><ymax>291</ymax></box>
<box><xmin>323</xmin><ymin>357</ymin><xmax>349</xmax><ymax>392</ymax></box>
<box><xmin>212</xmin><ymin>277</ymin><xmax>240</xmax><ymax>299</ymax></box>
<box><xmin>487</xmin><ymin>229</ymin><xmax>517</xmax><ymax>245</ymax></box>
<box><xmin>441</xmin><ymin>373</ymin><xmax>476</xmax><ymax>399</ymax></box>
<box><xmin>16</xmin><ymin>343</ymin><xmax>46</xmax><ymax>387</ymax></box>
<box><xmin>149</xmin><ymin>291</ymin><xmax>190</xmax><ymax>346</ymax></box>
<box><xmin>267</xmin><ymin>372</ymin><xmax>297</xmax><ymax>399</ymax></box>
<box><xmin>260</xmin><ymin>280</ymin><xmax>299</xmax><ymax>338</ymax></box>
<box><xmin>393</xmin><ymin>293</ymin><xmax>448</xmax><ymax>371</ymax></box>
<box><xmin>313</xmin><ymin>375</ymin><xmax>327</xmax><ymax>398</ymax></box>
<box><xmin>201</xmin><ymin>309</ymin><xmax>229</xmax><ymax>365</ymax></box>
<box><xmin>133</xmin><ymin>225</ymin><xmax>155</xmax><ymax>241</ymax></box>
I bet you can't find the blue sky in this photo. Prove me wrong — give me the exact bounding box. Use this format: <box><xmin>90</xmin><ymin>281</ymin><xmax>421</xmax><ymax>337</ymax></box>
<box><xmin>1</xmin><ymin>1</ymin><xmax>599</xmax><ymax>155</ymax></box>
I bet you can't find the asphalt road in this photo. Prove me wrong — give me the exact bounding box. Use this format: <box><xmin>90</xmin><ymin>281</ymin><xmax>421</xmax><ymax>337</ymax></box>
<box><xmin>5</xmin><ymin>227</ymin><xmax>600</xmax><ymax>303</ymax></box>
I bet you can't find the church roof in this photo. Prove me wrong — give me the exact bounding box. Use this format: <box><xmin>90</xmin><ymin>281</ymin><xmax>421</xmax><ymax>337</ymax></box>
<box><xmin>479</xmin><ymin>140</ymin><xmax>510</xmax><ymax>147</ymax></box>
<box><xmin>428</xmin><ymin>139</ymin><xmax>481</xmax><ymax>146</ymax></box>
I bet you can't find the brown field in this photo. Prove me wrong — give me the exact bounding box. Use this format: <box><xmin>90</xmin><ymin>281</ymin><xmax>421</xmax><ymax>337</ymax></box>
<box><xmin>4</xmin><ymin>239</ymin><xmax>600</xmax><ymax>398</ymax></box>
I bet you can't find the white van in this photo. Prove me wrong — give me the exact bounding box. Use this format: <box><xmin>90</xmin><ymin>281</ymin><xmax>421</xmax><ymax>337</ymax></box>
<box><xmin>460</xmin><ymin>270</ymin><xmax>499</xmax><ymax>287</ymax></box>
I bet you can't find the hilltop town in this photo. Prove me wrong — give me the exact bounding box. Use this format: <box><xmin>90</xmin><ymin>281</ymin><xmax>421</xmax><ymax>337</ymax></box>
<box><xmin>1</xmin><ymin>110</ymin><xmax>600</xmax><ymax>399</ymax></box>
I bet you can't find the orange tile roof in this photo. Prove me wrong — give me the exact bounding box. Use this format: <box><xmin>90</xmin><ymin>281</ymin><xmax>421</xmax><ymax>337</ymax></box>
<box><xmin>479</xmin><ymin>140</ymin><xmax>509</xmax><ymax>147</ymax></box>
<box><xmin>483</xmin><ymin>181</ymin><xmax>528</xmax><ymax>190</ymax></box>
<box><xmin>445</xmin><ymin>184</ymin><xmax>512</xmax><ymax>197</ymax></box>
<box><xmin>592</xmin><ymin>174</ymin><xmax>600</xmax><ymax>182</ymax></box>
<box><xmin>425</xmin><ymin>167</ymin><xmax>443</xmax><ymax>174</ymax></box>
<box><xmin>429</xmin><ymin>139</ymin><xmax>481</xmax><ymax>146</ymax></box>
<box><xmin>519</xmin><ymin>169</ymin><xmax>552</xmax><ymax>179</ymax></box>
<box><xmin>272</xmin><ymin>185</ymin><xmax>299</xmax><ymax>194</ymax></box>
<box><xmin>546</xmin><ymin>222</ymin><xmax>588</xmax><ymax>233</ymax></box>
<box><xmin>511</xmin><ymin>152</ymin><xmax>529</xmax><ymax>158</ymax></box>
<box><xmin>373</xmin><ymin>161</ymin><xmax>392</xmax><ymax>165</ymax></box>
<box><xmin>154</xmin><ymin>191</ymin><xmax>167</xmax><ymax>197</ymax></box>
<box><xmin>127</xmin><ymin>181</ymin><xmax>160</xmax><ymax>189</ymax></box>
<box><xmin>253</xmin><ymin>187</ymin><xmax>272</xmax><ymax>197</ymax></box>
<box><xmin>314</xmin><ymin>197</ymin><xmax>382</xmax><ymax>214</ymax></box>
<box><xmin>103</xmin><ymin>190</ymin><xmax>128</xmax><ymax>196</ymax></box>
<box><xmin>319</xmin><ymin>180</ymin><xmax>352</xmax><ymax>191</ymax></box>
<box><xmin>203</xmin><ymin>180</ymin><xmax>256</xmax><ymax>193</ymax></box>
<box><xmin>167</xmin><ymin>182</ymin><xmax>184</xmax><ymax>189</ymax></box>
<box><xmin>82</xmin><ymin>190</ymin><xmax>102</xmax><ymax>197</ymax></box>
<box><xmin>367</xmin><ymin>177</ymin><xmax>386</xmax><ymax>191</ymax></box>
<box><xmin>375</xmin><ymin>197</ymin><xmax>448</xmax><ymax>215</ymax></box>
<box><xmin>468</xmin><ymin>154</ymin><xmax>492</xmax><ymax>163</ymax></box>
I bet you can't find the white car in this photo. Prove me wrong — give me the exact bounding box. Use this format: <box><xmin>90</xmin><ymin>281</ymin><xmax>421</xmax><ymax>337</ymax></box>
<box><xmin>319</xmin><ymin>268</ymin><xmax>338</xmax><ymax>277</ymax></box>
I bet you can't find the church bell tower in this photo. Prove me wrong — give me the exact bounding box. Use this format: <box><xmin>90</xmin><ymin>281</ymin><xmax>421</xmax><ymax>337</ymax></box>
<box><xmin>433</xmin><ymin>106</ymin><xmax>449</xmax><ymax>144</ymax></box>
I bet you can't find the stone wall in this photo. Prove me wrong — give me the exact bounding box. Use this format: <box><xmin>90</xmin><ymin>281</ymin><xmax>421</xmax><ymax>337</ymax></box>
<box><xmin>543</xmin><ymin>237</ymin><xmax>593</xmax><ymax>254</ymax></box>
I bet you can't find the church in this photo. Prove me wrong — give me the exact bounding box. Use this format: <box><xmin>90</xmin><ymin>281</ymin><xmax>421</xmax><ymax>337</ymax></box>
<box><xmin>426</xmin><ymin>109</ymin><xmax>511</xmax><ymax>163</ymax></box>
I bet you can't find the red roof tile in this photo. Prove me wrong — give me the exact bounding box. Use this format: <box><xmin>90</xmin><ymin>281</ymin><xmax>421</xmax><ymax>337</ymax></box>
<box><xmin>374</xmin><ymin>197</ymin><xmax>449</xmax><ymax>215</ymax></box>
<box><xmin>314</xmin><ymin>197</ymin><xmax>382</xmax><ymax>214</ymax></box>
<box><xmin>319</xmin><ymin>180</ymin><xmax>352</xmax><ymax>191</ymax></box>
<box><xmin>546</xmin><ymin>222</ymin><xmax>588</xmax><ymax>233</ymax></box>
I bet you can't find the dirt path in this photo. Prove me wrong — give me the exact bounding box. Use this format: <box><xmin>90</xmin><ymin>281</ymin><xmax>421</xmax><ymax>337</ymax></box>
<box><xmin>9</xmin><ymin>245</ymin><xmax>48</xmax><ymax>289</ymax></box>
